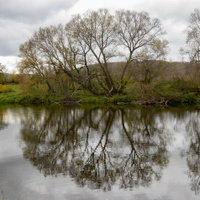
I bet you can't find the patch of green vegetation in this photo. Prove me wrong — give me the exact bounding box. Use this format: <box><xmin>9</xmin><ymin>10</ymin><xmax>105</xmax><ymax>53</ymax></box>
<box><xmin>74</xmin><ymin>90</ymin><xmax>133</xmax><ymax>105</ymax></box>
<box><xmin>0</xmin><ymin>84</ymin><xmax>23</xmax><ymax>104</ymax></box>
<box><xmin>112</xmin><ymin>95</ymin><xmax>133</xmax><ymax>103</ymax></box>
<box><xmin>180</xmin><ymin>92</ymin><xmax>197</xmax><ymax>104</ymax></box>
<box><xmin>0</xmin><ymin>84</ymin><xmax>46</xmax><ymax>105</ymax></box>
<box><xmin>153</xmin><ymin>80</ymin><xmax>182</xmax><ymax>99</ymax></box>
<box><xmin>2</xmin><ymin>79</ymin><xmax>200</xmax><ymax>106</ymax></box>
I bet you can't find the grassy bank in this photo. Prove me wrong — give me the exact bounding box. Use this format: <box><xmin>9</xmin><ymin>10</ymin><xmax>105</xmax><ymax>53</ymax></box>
<box><xmin>0</xmin><ymin>86</ymin><xmax>133</xmax><ymax>105</ymax></box>
<box><xmin>0</xmin><ymin>84</ymin><xmax>47</xmax><ymax>105</ymax></box>
<box><xmin>1</xmin><ymin>81</ymin><xmax>200</xmax><ymax>106</ymax></box>
<box><xmin>0</xmin><ymin>84</ymin><xmax>24</xmax><ymax>104</ymax></box>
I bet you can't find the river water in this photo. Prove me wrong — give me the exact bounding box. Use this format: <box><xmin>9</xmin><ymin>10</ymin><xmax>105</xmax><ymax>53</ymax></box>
<box><xmin>0</xmin><ymin>105</ymin><xmax>200</xmax><ymax>200</ymax></box>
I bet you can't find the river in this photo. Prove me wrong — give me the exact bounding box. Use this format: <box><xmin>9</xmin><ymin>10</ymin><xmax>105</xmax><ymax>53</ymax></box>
<box><xmin>0</xmin><ymin>105</ymin><xmax>199</xmax><ymax>200</ymax></box>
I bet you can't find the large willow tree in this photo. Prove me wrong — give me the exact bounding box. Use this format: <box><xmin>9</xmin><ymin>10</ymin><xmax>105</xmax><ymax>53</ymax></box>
<box><xmin>19</xmin><ymin>9</ymin><xmax>168</xmax><ymax>96</ymax></box>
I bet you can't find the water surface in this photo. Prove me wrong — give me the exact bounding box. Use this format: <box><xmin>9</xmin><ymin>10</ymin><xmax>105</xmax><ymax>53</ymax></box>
<box><xmin>0</xmin><ymin>105</ymin><xmax>200</xmax><ymax>200</ymax></box>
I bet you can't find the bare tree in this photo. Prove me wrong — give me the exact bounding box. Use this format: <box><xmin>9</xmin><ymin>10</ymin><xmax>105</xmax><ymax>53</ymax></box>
<box><xmin>19</xmin><ymin>24</ymin><xmax>98</xmax><ymax>96</ymax></box>
<box><xmin>132</xmin><ymin>39</ymin><xmax>168</xmax><ymax>84</ymax></box>
<box><xmin>115</xmin><ymin>10</ymin><xmax>167</xmax><ymax>91</ymax></box>
<box><xmin>66</xmin><ymin>9</ymin><xmax>119</xmax><ymax>96</ymax></box>
<box><xmin>179</xmin><ymin>9</ymin><xmax>200</xmax><ymax>81</ymax></box>
<box><xmin>185</xmin><ymin>9</ymin><xmax>200</xmax><ymax>62</ymax></box>
<box><xmin>0</xmin><ymin>63</ymin><xmax>7</xmax><ymax>84</ymax></box>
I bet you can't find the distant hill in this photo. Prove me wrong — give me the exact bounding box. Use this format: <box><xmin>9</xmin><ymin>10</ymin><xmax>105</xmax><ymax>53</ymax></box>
<box><xmin>1</xmin><ymin>61</ymin><xmax>198</xmax><ymax>84</ymax></box>
<box><xmin>85</xmin><ymin>61</ymin><xmax>194</xmax><ymax>80</ymax></box>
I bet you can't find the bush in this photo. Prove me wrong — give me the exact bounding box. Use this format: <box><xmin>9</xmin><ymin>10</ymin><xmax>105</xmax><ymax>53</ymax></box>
<box><xmin>0</xmin><ymin>84</ymin><xmax>7</xmax><ymax>92</ymax></box>
<box><xmin>181</xmin><ymin>92</ymin><xmax>196</xmax><ymax>104</ymax></box>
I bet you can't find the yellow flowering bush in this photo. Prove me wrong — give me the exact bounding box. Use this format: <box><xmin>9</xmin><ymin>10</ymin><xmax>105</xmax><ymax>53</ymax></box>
<box><xmin>0</xmin><ymin>84</ymin><xmax>7</xmax><ymax>93</ymax></box>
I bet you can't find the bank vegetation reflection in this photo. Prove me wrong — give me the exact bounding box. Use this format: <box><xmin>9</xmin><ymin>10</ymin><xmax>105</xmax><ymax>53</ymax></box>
<box><xmin>18</xmin><ymin>107</ymin><xmax>172</xmax><ymax>191</ymax></box>
<box><xmin>0</xmin><ymin>108</ymin><xmax>7</xmax><ymax>131</ymax></box>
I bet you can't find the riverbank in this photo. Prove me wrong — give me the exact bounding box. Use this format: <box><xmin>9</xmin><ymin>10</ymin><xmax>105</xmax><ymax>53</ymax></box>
<box><xmin>1</xmin><ymin>83</ymin><xmax>200</xmax><ymax>107</ymax></box>
<box><xmin>0</xmin><ymin>86</ymin><xmax>133</xmax><ymax>105</ymax></box>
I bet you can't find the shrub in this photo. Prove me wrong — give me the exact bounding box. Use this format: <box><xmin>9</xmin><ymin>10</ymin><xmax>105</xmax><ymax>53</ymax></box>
<box><xmin>181</xmin><ymin>92</ymin><xmax>196</xmax><ymax>104</ymax></box>
<box><xmin>0</xmin><ymin>84</ymin><xmax>7</xmax><ymax>92</ymax></box>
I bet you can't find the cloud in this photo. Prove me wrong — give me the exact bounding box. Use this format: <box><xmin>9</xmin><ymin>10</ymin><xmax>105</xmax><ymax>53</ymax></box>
<box><xmin>143</xmin><ymin>2</ymin><xmax>195</xmax><ymax>24</ymax></box>
<box><xmin>0</xmin><ymin>19</ymin><xmax>31</xmax><ymax>56</ymax></box>
<box><xmin>0</xmin><ymin>0</ymin><xmax>78</xmax><ymax>59</ymax></box>
<box><xmin>0</xmin><ymin>0</ymin><xmax>78</xmax><ymax>24</ymax></box>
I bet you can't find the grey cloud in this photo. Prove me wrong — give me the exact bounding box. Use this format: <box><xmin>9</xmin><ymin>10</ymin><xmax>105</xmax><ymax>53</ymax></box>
<box><xmin>0</xmin><ymin>39</ymin><xmax>17</xmax><ymax>56</ymax></box>
<box><xmin>0</xmin><ymin>0</ymin><xmax>79</xmax><ymax>56</ymax></box>
<box><xmin>0</xmin><ymin>19</ymin><xmax>36</xmax><ymax>56</ymax></box>
<box><xmin>0</xmin><ymin>0</ymin><xmax>78</xmax><ymax>23</ymax></box>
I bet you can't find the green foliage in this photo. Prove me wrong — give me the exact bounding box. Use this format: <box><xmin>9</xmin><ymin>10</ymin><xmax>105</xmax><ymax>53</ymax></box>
<box><xmin>0</xmin><ymin>77</ymin><xmax>3</xmax><ymax>84</ymax></box>
<box><xmin>171</xmin><ymin>79</ymin><xmax>200</xmax><ymax>92</ymax></box>
<box><xmin>125</xmin><ymin>81</ymin><xmax>141</xmax><ymax>99</ymax></box>
<box><xmin>0</xmin><ymin>84</ymin><xmax>44</xmax><ymax>105</ymax></box>
<box><xmin>124</xmin><ymin>79</ymin><xmax>200</xmax><ymax>105</ymax></box>
<box><xmin>154</xmin><ymin>80</ymin><xmax>182</xmax><ymax>98</ymax></box>
<box><xmin>0</xmin><ymin>86</ymin><xmax>23</xmax><ymax>104</ymax></box>
<box><xmin>20</xmin><ymin>78</ymin><xmax>49</xmax><ymax>100</ymax></box>
<box><xmin>112</xmin><ymin>95</ymin><xmax>132</xmax><ymax>103</ymax></box>
<box><xmin>73</xmin><ymin>89</ymin><xmax>132</xmax><ymax>104</ymax></box>
<box><xmin>196</xmin><ymin>96</ymin><xmax>200</xmax><ymax>104</ymax></box>
<box><xmin>19</xmin><ymin>72</ymin><xmax>74</xmax><ymax>103</ymax></box>
<box><xmin>181</xmin><ymin>92</ymin><xmax>197</xmax><ymax>104</ymax></box>
<box><xmin>0</xmin><ymin>84</ymin><xmax>7</xmax><ymax>92</ymax></box>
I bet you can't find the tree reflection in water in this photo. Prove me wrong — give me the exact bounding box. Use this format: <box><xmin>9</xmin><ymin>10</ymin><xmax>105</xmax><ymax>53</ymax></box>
<box><xmin>186</xmin><ymin>111</ymin><xmax>200</xmax><ymax>195</ymax></box>
<box><xmin>0</xmin><ymin>108</ymin><xmax>7</xmax><ymax>131</ymax></box>
<box><xmin>19</xmin><ymin>106</ymin><xmax>171</xmax><ymax>191</ymax></box>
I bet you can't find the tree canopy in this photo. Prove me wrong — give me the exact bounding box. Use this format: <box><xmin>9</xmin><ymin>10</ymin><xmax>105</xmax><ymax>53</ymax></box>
<box><xmin>183</xmin><ymin>9</ymin><xmax>200</xmax><ymax>63</ymax></box>
<box><xmin>18</xmin><ymin>9</ymin><xmax>168</xmax><ymax>97</ymax></box>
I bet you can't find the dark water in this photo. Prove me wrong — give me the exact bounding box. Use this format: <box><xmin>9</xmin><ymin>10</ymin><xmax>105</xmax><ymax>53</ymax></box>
<box><xmin>0</xmin><ymin>105</ymin><xmax>200</xmax><ymax>200</ymax></box>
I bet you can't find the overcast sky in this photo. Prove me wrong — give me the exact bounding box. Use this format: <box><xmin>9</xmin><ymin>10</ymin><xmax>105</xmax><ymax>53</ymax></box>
<box><xmin>0</xmin><ymin>0</ymin><xmax>200</xmax><ymax>71</ymax></box>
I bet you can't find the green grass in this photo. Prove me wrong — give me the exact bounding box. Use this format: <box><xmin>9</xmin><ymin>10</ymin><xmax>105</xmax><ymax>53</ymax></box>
<box><xmin>0</xmin><ymin>84</ymin><xmax>46</xmax><ymax>105</ymax></box>
<box><xmin>73</xmin><ymin>90</ymin><xmax>133</xmax><ymax>104</ymax></box>
<box><xmin>0</xmin><ymin>84</ymin><xmax>24</xmax><ymax>104</ymax></box>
